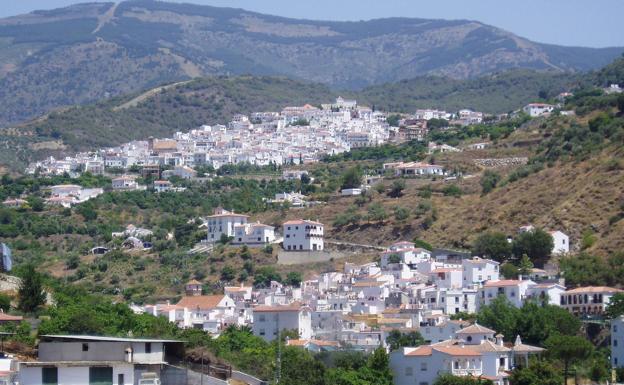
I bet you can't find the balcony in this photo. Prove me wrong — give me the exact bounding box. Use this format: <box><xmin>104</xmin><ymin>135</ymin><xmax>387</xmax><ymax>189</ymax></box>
<box><xmin>451</xmin><ymin>369</ymin><xmax>482</xmax><ymax>376</ymax></box>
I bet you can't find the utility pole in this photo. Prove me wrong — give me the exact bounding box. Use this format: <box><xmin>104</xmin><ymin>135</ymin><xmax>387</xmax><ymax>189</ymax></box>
<box><xmin>275</xmin><ymin>313</ymin><xmax>281</xmax><ymax>384</ymax></box>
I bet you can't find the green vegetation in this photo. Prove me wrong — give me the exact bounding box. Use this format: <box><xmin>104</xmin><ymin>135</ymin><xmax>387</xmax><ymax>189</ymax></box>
<box><xmin>386</xmin><ymin>330</ymin><xmax>425</xmax><ymax>351</ymax></box>
<box><xmin>559</xmin><ymin>253</ymin><xmax>624</xmax><ymax>287</ymax></box>
<box><xmin>434</xmin><ymin>374</ymin><xmax>493</xmax><ymax>385</ymax></box>
<box><xmin>471</xmin><ymin>232</ymin><xmax>511</xmax><ymax>262</ymax></box>
<box><xmin>477</xmin><ymin>296</ymin><xmax>581</xmax><ymax>345</ymax></box>
<box><xmin>511</xmin><ymin>228</ymin><xmax>554</xmax><ymax>266</ymax></box>
<box><xmin>480</xmin><ymin>170</ymin><xmax>501</xmax><ymax>195</ymax></box>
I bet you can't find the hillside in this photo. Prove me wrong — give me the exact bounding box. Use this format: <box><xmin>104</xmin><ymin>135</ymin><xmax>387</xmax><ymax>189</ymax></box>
<box><xmin>0</xmin><ymin>0</ymin><xmax>621</xmax><ymax>127</ymax></box>
<box><xmin>3</xmin><ymin>69</ymin><xmax>580</xmax><ymax>171</ymax></box>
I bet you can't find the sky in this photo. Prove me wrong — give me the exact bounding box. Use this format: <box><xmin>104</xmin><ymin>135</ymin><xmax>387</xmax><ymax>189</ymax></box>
<box><xmin>1</xmin><ymin>0</ymin><xmax>623</xmax><ymax>48</ymax></box>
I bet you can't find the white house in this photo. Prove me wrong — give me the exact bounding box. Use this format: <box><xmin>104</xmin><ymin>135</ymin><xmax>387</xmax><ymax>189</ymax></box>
<box><xmin>282</xmin><ymin>219</ymin><xmax>324</xmax><ymax>251</ymax></box>
<box><xmin>206</xmin><ymin>208</ymin><xmax>249</xmax><ymax>242</ymax></box>
<box><xmin>612</xmin><ymin>316</ymin><xmax>624</xmax><ymax>368</ymax></box>
<box><xmin>526</xmin><ymin>283</ymin><xmax>566</xmax><ymax>306</ymax></box>
<box><xmin>380</xmin><ymin>242</ymin><xmax>431</xmax><ymax>268</ymax></box>
<box><xmin>162</xmin><ymin>165</ymin><xmax>197</xmax><ymax>180</ymax></box>
<box><xmin>391</xmin><ymin>324</ymin><xmax>541</xmax><ymax>385</ymax></box>
<box><xmin>232</xmin><ymin>222</ymin><xmax>275</xmax><ymax>246</ymax></box>
<box><xmin>176</xmin><ymin>294</ymin><xmax>236</xmax><ymax>331</ymax></box>
<box><xmin>252</xmin><ymin>302</ymin><xmax>312</xmax><ymax>342</ymax></box>
<box><xmin>462</xmin><ymin>257</ymin><xmax>500</xmax><ymax>286</ymax></box>
<box><xmin>18</xmin><ymin>335</ymin><xmax>183</xmax><ymax>385</ymax></box>
<box><xmin>153</xmin><ymin>180</ymin><xmax>172</xmax><ymax>193</ymax></box>
<box><xmin>112</xmin><ymin>175</ymin><xmax>138</xmax><ymax>191</ymax></box>
<box><xmin>522</xmin><ymin>103</ymin><xmax>555</xmax><ymax>117</ymax></box>
<box><xmin>479</xmin><ymin>279</ymin><xmax>536</xmax><ymax>308</ymax></box>
<box><xmin>549</xmin><ymin>230</ymin><xmax>569</xmax><ymax>254</ymax></box>
<box><xmin>560</xmin><ymin>286</ymin><xmax>623</xmax><ymax>316</ymax></box>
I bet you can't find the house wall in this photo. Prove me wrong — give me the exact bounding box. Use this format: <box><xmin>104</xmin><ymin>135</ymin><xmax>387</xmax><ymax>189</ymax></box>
<box><xmin>612</xmin><ymin>317</ymin><xmax>624</xmax><ymax>367</ymax></box>
<box><xmin>283</xmin><ymin>223</ymin><xmax>323</xmax><ymax>251</ymax></box>
<box><xmin>253</xmin><ymin>310</ymin><xmax>305</xmax><ymax>341</ymax></box>
<box><xmin>38</xmin><ymin>341</ymin><xmax>164</xmax><ymax>363</ymax></box>
<box><xmin>19</xmin><ymin>364</ymin><xmax>134</xmax><ymax>385</ymax></box>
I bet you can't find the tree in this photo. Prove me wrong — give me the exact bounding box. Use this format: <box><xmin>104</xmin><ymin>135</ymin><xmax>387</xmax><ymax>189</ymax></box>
<box><xmin>0</xmin><ymin>293</ymin><xmax>11</xmax><ymax>312</ymax></box>
<box><xmin>518</xmin><ymin>254</ymin><xmax>534</xmax><ymax>277</ymax></box>
<box><xmin>480</xmin><ymin>170</ymin><xmax>501</xmax><ymax>194</ymax></box>
<box><xmin>220</xmin><ymin>266</ymin><xmax>236</xmax><ymax>282</ymax></box>
<box><xmin>477</xmin><ymin>296</ymin><xmax>520</xmax><ymax>341</ymax></box>
<box><xmin>367</xmin><ymin>203</ymin><xmax>388</xmax><ymax>223</ymax></box>
<box><xmin>618</xmin><ymin>93</ymin><xmax>624</xmax><ymax>114</ymax></box>
<box><xmin>387</xmin><ymin>180</ymin><xmax>406</xmax><ymax>198</ymax></box>
<box><xmin>443</xmin><ymin>184</ymin><xmax>462</xmax><ymax>197</ymax></box>
<box><xmin>386</xmin><ymin>114</ymin><xmax>401</xmax><ymax>127</ymax></box>
<box><xmin>285</xmin><ymin>272</ymin><xmax>303</xmax><ymax>287</ymax></box>
<box><xmin>386</xmin><ymin>329</ymin><xmax>425</xmax><ymax>351</ymax></box>
<box><xmin>393</xmin><ymin>206</ymin><xmax>410</xmax><ymax>221</ymax></box>
<box><xmin>509</xmin><ymin>360</ymin><xmax>562</xmax><ymax>385</ymax></box>
<box><xmin>606</xmin><ymin>292</ymin><xmax>624</xmax><ymax>319</ymax></box>
<box><xmin>280</xmin><ymin>347</ymin><xmax>327</xmax><ymax>385</ymax></box>
<box><xmin>545</xmin><ymin>335</ymin><xmax>594</xmax><ymax>385</ymax></box>
<box><xmin>472</xmin><ymin>232</ymin><xmax>512</xmax><ymax>262</ymax></box>
<box><xmin>18</xmin><ymin>264</ymin><xmax>46</xmax><ymax>313</ymax></box>
<box><xmin>341</xmin><ymin>167</ymin><xmax>363</xmax><ymax>190</ymax></box>
<box><xmin>413</xmin><ymin>239</ymin><xmax>434</xmax><ymax>251</ymax></box>
<box><xmin>512</xmin><ymin>229</ymin><xmax>554</xmax><ymax>265</ymax></box>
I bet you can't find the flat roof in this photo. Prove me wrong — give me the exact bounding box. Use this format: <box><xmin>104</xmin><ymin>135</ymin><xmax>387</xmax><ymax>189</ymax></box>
<box><xmin>39</xmin><ymin>335</ymin><xmax>182</xmax><ymax>343</ymax></box>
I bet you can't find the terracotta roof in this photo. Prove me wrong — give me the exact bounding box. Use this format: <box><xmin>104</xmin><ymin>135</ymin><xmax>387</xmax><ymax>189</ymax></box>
<box><xmin>432</xmin><ymin>268</ymin><xmax>462</xmax><ymax>273</ymax></box>
<box><xmin>176</xmin><ymin>295</ymin><xmax>225</xmax><ymax>309</ymax></box>
<box><xmin>286</xmin><ymin>339</ymin><xmax>308</xmax><ymax>346</ymax></box>
<box><xmin>471</xmin><ymin>340</ymin><xmax>510</xmax><ymax>353</ymax></box>
<box><xmin>457</xmin><ymin>323</ymin><xmax>496</xmax><ymax>334</ymax></box>
<box><xmin>434</xmin><ymin>345</ymin><xmax>481</xmax><ymax>357</ymax></box>
<box><xmin>186</xmin><ymin>279</ymin><xmax>202</xmax><ymax>285</ymax></box>
<box><xmin>406</xmin><ymin>346</ymin><xmax>433</xmax><ymax>356</ymax></box>
<box><xmin>310</xmin><ymin>339</ymin><xmax>340</xmax><ymax>347</ymax></box>
<box><xmin>352</xmin><ymin>281</ymin><xmax>385</xmax><ymax>288</ymax></box>
<box><xmin>565</xmin><ymin>286</ymin><xmax>623</xmax><ymax>294</ymax></box>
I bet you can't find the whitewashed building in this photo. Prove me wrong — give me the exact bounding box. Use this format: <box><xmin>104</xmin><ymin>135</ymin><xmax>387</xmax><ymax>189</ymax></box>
<box><xmin>232</xmin><ymin>222</ymin><xmax>275</xmax><ymax>246</ymax></box>
<box><xmin>252</xmin><ymin>303</ymin><xmax>312</xmax><ymax>342</ymax></box>
<box><xmin>283</xmin><ymin>219</ymin><xmax>324</xmax><ymax>251</ymax></box>
<box><xmin>206</xmin><ymin>208</ymin><xmax>249</xmax><ymax>242</ymax></box>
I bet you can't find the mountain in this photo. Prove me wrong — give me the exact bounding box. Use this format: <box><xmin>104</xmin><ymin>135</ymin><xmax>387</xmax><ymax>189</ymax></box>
<box><xmin>3</xmin><ymin>68</ymin><xmax>580</xmax><ymax>170</ymax></box>
<box><xmin>0</xmin><ymin>0</ymin><xmax>621</xmax><ymax>128</ymax></box>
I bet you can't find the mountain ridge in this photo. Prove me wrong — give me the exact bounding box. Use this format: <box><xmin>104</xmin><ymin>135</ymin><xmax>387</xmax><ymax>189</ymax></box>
<box><xmin>0</xmin><ymin>0</ymin><xmax>621</xmax><ymax>127</ymax></box>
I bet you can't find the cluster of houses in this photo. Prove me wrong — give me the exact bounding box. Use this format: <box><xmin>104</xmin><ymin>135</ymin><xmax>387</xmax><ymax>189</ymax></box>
<box><xmin>126</xmin><ymin>235</ymin><xmax>624</xmax><ymax>385</ymax></box>
<box><xmin>25</xmin><ymin>98</ymin><xmax>499</xmax><ymax>179</ymax></box>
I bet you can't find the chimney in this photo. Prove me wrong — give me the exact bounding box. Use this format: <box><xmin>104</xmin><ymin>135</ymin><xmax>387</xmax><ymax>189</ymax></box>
<box><xmin>496</xmin><ymin>334</ymin><xmax>504</xmax><ymax>346</ymax></box>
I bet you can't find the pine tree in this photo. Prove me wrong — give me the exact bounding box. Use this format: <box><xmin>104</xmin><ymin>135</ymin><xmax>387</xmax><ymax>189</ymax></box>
<box><xmin>18</xmin><ymin>264</ymin><xmax>46</xmax><ymax>314</ymax></box>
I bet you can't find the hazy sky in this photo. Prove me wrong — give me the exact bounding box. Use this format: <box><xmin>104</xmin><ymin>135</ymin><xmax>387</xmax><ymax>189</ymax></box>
<box><xmin>2</xmin><ymin>0</ymin><xmax>623</xmax><ymax>48</ymax></box>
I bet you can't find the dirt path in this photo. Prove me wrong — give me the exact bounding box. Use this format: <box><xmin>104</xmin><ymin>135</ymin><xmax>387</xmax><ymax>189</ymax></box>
<box><xmin>112</xmin><ymin>79</ymin><xmax>193</xmax><ymax>111</ymax></box>
<box><xmin>92</xmin><ymin>2</ymin><xmax>119</xmax><ymax>34</ymax></box>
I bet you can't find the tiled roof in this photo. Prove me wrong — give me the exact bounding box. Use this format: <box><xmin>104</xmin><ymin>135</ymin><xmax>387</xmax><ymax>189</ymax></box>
<box><xmin>254</xmin><ymin>302</ymin><xmax>303</xmax><ymax>313</ymax></box>
<box><xmin>565</xmin><ymin>286</ymin><xmax>623</xmax><ymax>294</ymax></box>
<box><xmin>176</xmin><ymin>295</ymin><xmax>225</xmax><ymax>309</ymax></box>
<box><xmin>483</xmin><ymin>280</ymin><xmax>523</xmax><ymax>287</ymax></box>
<box><xmin>456</xmin><ymin>323</ymin><xmax>496</xmax><ymax>334</ymax></box>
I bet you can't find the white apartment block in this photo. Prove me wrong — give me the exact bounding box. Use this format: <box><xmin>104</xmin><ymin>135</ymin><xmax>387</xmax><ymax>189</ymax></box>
<box><xmin>560</xmin><ymin>286</ymin><xmax>623</xmax><ymax>316</ymax></box>
<box><xmin>252</xmin><ymin>303</ymin><xmax>312</xmax><ymax>342</ymax></box>
<box><xmin>283</xmin><ymin>219</ymin><xmax>324</xmax><ymax>251</ymax></box>
<box><xmin>206</xmin><ymin>208</ymin><xmax>249</xmax><ymax>242</ymax></box>
<box><xmin>478</xmin><ymin>279</ymin><xmax>536</xmax><ymax>308</ymax></box>
<box><xmin>462</xmin><ymin>257</ymin><xmax>500</xmax><ymax>286</ymax></box>
<box><xmin>380</xmin><ymin>242</ymin><xmax>431</xmax><ymax>268</ymax></box>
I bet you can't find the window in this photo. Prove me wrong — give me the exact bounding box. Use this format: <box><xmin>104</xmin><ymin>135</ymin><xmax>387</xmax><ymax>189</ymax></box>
<box><xmin>467</xmin><ymin>336</ymin><xmax>473</xmax><ymax>342</ymax></box>
<box><xmin>260</xmin><ymin>329</ymin><xmax>265</xmax><ymax>336</ymax></box>
<box><xmin>615</xmin><ymin>339</ymin><xmax>618</xmax><ymax>347</ymax></box>
<box><xmin>82</xmin><ymin>343</ymin><xmax>89</xmax><ymax>352</ymax></box>
<box><xmin>420</xmin><ymin>362</ymin><xmax>427</xmax><ymax>371</ymax></box>
<box><xmin>118</xmin><ymin>374</ymin><xmax>125</xmax><ymax>385</ymax></box>
<box><xmin>42</xmin><ymin>367</ymin><xmax>58</xmax><ymax>385</ymax></box>
<box><xmin>499</xmin><ymin>357</ymin><xmax>506</xmax><ymax>368</ymax></box>
<box><xmin>405</xmin><ymin>367</ymin><xmax>413</xmax><ymax>376</ymax></box>
<box><xmin>615</xmin><ymin>325</ymin><xmax>618</xmax><ymax>333</ymax></box>
<box><xmin>145</xmin><ymin>342</ymin><xmax>151</xmax><ymax>354</ymax></box>
<box><xmin>259</xmin><ymin>315</ymin><xmax>266</xmax><ymax>322</ymax></box>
